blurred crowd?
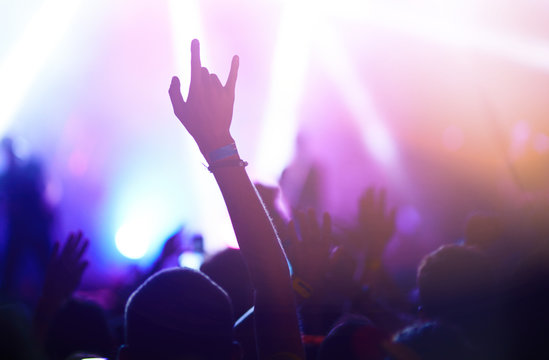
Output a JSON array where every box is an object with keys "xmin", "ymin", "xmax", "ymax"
[{"xmin": 1, "ymin": 39, "xmax": 549, "ymax": 360}]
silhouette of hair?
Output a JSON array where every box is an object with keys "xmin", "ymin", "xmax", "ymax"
[
  {"xmin": 200, "ymin": 248, "xmax": 253, "ymax": 319},
  {"xmin": 417, "ymin": 244, "xmax": 495, "ymax": 321},
  {"xmin": 506, "ymin": 248, "xmax": 549, "ymax": 359},
  {"xmin": 0, "ymin": 304, "xmax": 41, "ymax": 360},
  {"xmin": 391, "ymin": 321, "xmax": 475, "ymax": 360},
  {"xmin": 124, "ymin": 267, "xmax": 234, "ymax": 360},
  {"xmin": 46, "ymin": 298, "xmax": 115, "ymax": 360}
]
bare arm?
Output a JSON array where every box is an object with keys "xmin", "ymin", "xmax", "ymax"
[{"xmin": 169, "ymin": 39, "xmax": 304, "ymax": 360}]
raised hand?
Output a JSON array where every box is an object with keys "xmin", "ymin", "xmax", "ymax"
[
  {"xmin": 34, "ymin": 231, "xmax": 89, "ymax": 344},
  {"xmin": 168, "ymin": 39, "xmax": 239, "ymax": 162},
  {"xmin": 286, "ymin": 209, "xmax": 333, "ymax": 296},
  {"xmin": 42, "ymin": 231, "xmax": 89, "ymax": 303},
  {"xmin": 356, "ymin": 187, "xmax": 396, "ymax": 263},
  {"xmin": 159, "ymin": 230, "xmax": 184, "ymax": 264},
  {"xmin": 150, "ymin": 230, "xmax": 185, "ymax": 275},
  {"xmin": 352, "ymin": 189, "xmax": 407, "ymax": 308},
  {"xmin": 168, "ymin": 41, "xmax": 304, "ymax": 359}
]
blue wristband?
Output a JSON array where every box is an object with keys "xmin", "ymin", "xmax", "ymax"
[{"xmin": 209, "ymin": 143, "xmax": 238, "ymax": 162}]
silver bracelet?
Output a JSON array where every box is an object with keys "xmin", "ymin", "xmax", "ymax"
[{"xmin": 207, "ymin": 159, "xmax": 248, "ymax": 173}]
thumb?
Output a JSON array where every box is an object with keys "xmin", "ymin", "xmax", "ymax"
[{"xmin": 169, "ymin": 76, "xmax": 186, "ymax": 119}]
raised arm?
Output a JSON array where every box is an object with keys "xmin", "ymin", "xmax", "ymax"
[
  {"xmin": 169, "ymin": 39, "xmax": 304, "ymax": 360},
  {"xmin": 34, "ymin": 231, "xmax": 89, "ymax": 346}
]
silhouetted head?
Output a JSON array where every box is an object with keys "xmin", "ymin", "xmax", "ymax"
[
  {"xmin": 46, "ymin": 298, "xmax": 115, "ymax": 360},
  {"xmin": 122, "ymin": 267, "xmax": 239, "ymax": 360},
  {"xmin": 200, "ymin": 248, "xmax": 253, "ymax": 320},
  {"xmin": 0, "ymin": 304, "xmax": 41, "ymax": 360},
  {"xmin": 506, "ymin": 248, "xmax": 549, "ymax": 359},
  {"xmin": 417, "ymin": 244, "xmax": 495, "ymax": 323},
  {"xmin": 389, "ymin": 321, "xmax": 475, "ymax": 360}
]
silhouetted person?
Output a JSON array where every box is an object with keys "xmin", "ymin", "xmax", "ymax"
[
  {"xmin": 417, "ymin": 245, "xmax": 503, "ymax": 359},
  {"xmin": 167, "ymin": 39, "xmax": 304, "ymax": 358},
  {"xmin": 505, "ymin": 248, "xmax": 549, "ymax": 359},
  {"xmin": 46, "ymin": 298, "xmax": 115, "ymax": 360},
  {"xmin": 0, "ymin": 304, "xmax": 42, "ymax": 360},
  {"xmin": 389, "ymin": 321, "xmax": 476, "ymax": 360},
  {"xmin": 0, "ymin": 138, "xmax": 53, "ymax": 305},
  {"xmin": 201, "ymin": 248, "xmax": 254, "ymax": 320},
  {"xmin": 120, "ymin": 268, "xmax": 239, "ymax": 360}
]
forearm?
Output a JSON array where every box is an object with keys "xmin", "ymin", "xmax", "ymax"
[
  {"xmin": 214, "ymin": 168, "xmax": 289, "ymax": 281},
  {"xmin": 212, "ymin": 162, "xmax": 304, "ymax": 359}
]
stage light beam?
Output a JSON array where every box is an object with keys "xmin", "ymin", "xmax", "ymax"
[
  {"xmin": 314, "ymin": 24, "xmax": 399, "ymax": 168},
  {"xmin": 255, "ymin": 2, "xmax": 316, "ymax": 183},
  {"xmin": 0, "ymin": 0, "xmax": 82, "ymax": 136}
]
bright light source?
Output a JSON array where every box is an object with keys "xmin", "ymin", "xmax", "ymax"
[
  {"xmin": 178, "ymin": 252, "xmax": 204, "ymax": 270},
  {"xmin": 108, "ymin": 166, "xmax": 188, "ymax": 261},
  {"xmin": 115, "ymin": 222, "xmax": 151, "ymax": 260}
]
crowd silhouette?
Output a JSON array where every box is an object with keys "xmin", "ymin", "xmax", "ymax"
[{"xmin": 0, "ymin": 39, "xmax": 548, "ymax": 360}]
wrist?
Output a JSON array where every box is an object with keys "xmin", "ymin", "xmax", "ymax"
[
  {"xmin": 209, "ymin": 142, "xmax": 239, "ymax": 163},
  {"xmin": 197, "ymin": 134, "xmax": 235, "ymax": 163},
  {"xmin": 205, "ymin": 140, "xmax": 249, "ymax": 173},
  {"xmin": 207, "ymin": 157, "xmax": 248, "ymax": 173}
]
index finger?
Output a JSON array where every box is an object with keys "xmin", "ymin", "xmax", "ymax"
[{"xmin": 190, "ymin": 39, "xmax": 202, "ymax": 86}]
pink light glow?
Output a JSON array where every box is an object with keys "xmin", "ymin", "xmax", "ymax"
[{"xmin": 1, "ymin": 0, "xmax": 549, "ymax": 278}]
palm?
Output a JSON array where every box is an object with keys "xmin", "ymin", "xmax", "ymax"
[{"xmin": 356, "ymin": 187, "xmax": 396, "ymax": 260}]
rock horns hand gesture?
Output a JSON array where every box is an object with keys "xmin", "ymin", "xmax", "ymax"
[{"xmin": 168, "ymin": 39, "xmax": 239, "ymax": 163}]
